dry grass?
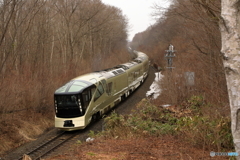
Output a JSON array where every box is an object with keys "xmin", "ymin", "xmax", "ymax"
[
  {"xmin": 0, "ymin": 111, "xmax": 53, "ymax": 155},
  {"xmin": 48, "ymin": 135, "xmax": 229, "ymax": 160}
]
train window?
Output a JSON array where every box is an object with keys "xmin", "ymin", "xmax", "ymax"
[
  {"xmin": 117, "ymin": 69, "xmax": 124, "ymax": 74},
  {"xmin": 56, "ymin": 95, "xmax": 78, "ymax": 106},
  {"xmin": 68, "ymin": 85, "xmax": 82, "ymax": 92},
  {"xmin": 120, "ymin": 65, "xmax": 129, "ymax": 70},
  {"xmin": 135, "ymin": 70, "xmax": 140, "ymax": 77},
  {"xmin": 55, "ymin": 95, "xmax": 82, "ymax": 118},
  {"xmin": 55, "ymin": 81, "xmax": 72, "ymax": 93},
  {"xmin": 68, "ymin": 81, "xmax": 89, "ymax": 93},
  {"xmin": 74, "ymin": 81, "xmax": 88, "ymax": 87},
  {"xmin": 82, "ymin": 88, "xmax": 92, "ymax": 112},
  {"xmin": 94, "ymin": 90, "xmax": 101, "ymax": 101},
  {"xmin": 112, "ymin": 71, "xmax": 118, "ymax": 75},
  {"xmin": 106, "ymin": 82, "xmax": 112, "ymax": 96},
  {"xmin": 91, "ymin": 87, "xmax": 96, "ymax": 96},
  {"xmin": 131, "ymin": 72, "xmax": 135, "ymax": 80},
  {"xmin": 98, "ymin": 82, "xmax": 104, "ymax": 94},
  {"xmin": 132, "ymin": 70, "xmax": 140, "ymax": 80},
  {"xmin": 101, "ymin": 80, "xmax": 107, "ymax": 91},
  {"xmin": 94, "ymin": 83, "xmax": 104, "ymax": 101}
]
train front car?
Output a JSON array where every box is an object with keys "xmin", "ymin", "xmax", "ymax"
[
  {"xmin": 54, "ymin": 70, "xmax": 129, "ymax": 131},
  {"xmin": 54, "ymin": 78, "xmax": 97, "ymax": 131},
  {"xmin": 54, "ymin": 51, "xmax": 149, "ymax": 131}
]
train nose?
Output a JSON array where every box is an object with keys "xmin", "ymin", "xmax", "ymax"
[{"xmin": 63, "ymin": 120, "xmax": 75, "ymax": 127}]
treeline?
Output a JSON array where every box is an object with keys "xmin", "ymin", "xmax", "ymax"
[
  {"xmin": 0, "ymin": 0, "xmax": 129, "ymax": 115},
  {"xmin": 131, "ymin": 0, "xmax": 228, "ymax": 107}
]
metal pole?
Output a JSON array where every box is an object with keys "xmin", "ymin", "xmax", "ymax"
[{"xmin": 164, "ymin": 44, "xmax": 176, "ymax": 71}]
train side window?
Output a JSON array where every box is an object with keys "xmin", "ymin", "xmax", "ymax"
[
  {"xmin": 101, "ymin": 80, "xmax": 107, "ymax": 91},
  {"xmin": 94, "ymin": 90, "xmax": 101, "ymax": 101},
  {"xmin": 135, "ymin": 70, "xmax": 139, "ymax": 77},
  {"xmin": 94, "ymin": 82, "xmax": 104, "ymax": 101},
  {"xmin": 131, "ymin": 72, "xmax": 135, "ymax": 80},
  {"xmin": 91, "ymin": 87, "xmax": 96, "ymax": 96},
  {"xmin": 98, "ymin": 82, "xmax": 104, "ymax": 94},
  {"xmin": 106, "ymin": 82, "xmax": 112, "ymax": 95},
  {"xmin": 82, "ymin": 87, "xmax": 94, "ymax": 112}
]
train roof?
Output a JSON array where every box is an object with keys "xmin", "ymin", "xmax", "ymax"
[
  {"xmin": 117, "ymin": 62, "xmax": 138, "ymax": 69},
  {"xmin": 55, "ymin": 68, "xmax": 126, "ymax": 95},
  {"xmin": 54, "ymin": 51, "xmax": 148, "ymax": 95},
  {"xmin": 54, "ymin": 79, "xmax": 94, "ymax": 95},
  {"xmin": 101, "ymin": 68, "xmax": 125, "ymax": 78}
]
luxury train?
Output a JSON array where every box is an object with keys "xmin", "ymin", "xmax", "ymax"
[{"xmin": 54, "ymin": 51, "xmax": 149, "ymax": 131}]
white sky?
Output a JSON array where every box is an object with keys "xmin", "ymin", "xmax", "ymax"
[{"xmin": 101, "ymin": 0, "xmax": 171, "ymax": 41}]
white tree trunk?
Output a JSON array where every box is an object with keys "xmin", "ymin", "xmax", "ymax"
[{"xmin": 221, "ymin": 0, "xmax": 240, "ymax": 158}]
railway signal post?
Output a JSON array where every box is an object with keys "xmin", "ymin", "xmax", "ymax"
[
  {"xmin": 165, "ymin": 44, "xmax": 176, "ymax": 71},
  {"xmin": 164, "ymin": 44, "xmax": 176, "ymax": 103}
]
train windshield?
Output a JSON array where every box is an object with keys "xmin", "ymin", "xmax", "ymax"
[
  {"xmin": 55, "ymin": 80, "xmax": 90, "ymax": 94},
  {"xmin": 54, "ymin": 95, "xmax": 85, "ymax": 118}
]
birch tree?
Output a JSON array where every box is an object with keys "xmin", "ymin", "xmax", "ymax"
[{"xmin": 220, "ymin": 0, "xmax": 240, "ymax": 158}]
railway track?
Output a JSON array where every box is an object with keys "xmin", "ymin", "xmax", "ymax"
[{"xmin": 17, "ymin": 130, "xmax": 80, "ymax": 160}]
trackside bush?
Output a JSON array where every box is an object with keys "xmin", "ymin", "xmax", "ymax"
[
  {"xmin": 102, "ymin": 96, "xmax": 233, "ymax": 151},
  {"xmin": 177, "ymin": 115, "xmax": 232, "ymax": 151}
]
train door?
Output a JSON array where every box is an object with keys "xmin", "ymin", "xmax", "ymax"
[
  {"xmin": 81, "ymin": 86, "xmax": 95, "ymax": 115},
  {"xmin": 106, "ymin": 82, "xmax": 113, "ymax": 96},
  {"xmin": 92, "ymin": 81, "xmax": 107, "ymax": 114}
]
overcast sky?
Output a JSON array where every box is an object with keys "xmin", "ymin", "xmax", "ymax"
[{"xmin": 101, "ymin": 0, "xmax": 171, "ymax": 41}]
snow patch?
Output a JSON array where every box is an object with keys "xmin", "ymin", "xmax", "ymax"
[
  {"xmin": 160, "ymin": 104, "xmax": 172, "ymax": 107},
  {"xmin": 146, "ymin": 72, "xmax": 164, "ymax": 99},
  {"xmin": 86, "ymin": 137, "xmax": 95, "ymax": 142}
]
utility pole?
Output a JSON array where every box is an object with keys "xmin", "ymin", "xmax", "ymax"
[{"xmin": 165, "ymin": 44, "xmax": 176, "ymax": 71}]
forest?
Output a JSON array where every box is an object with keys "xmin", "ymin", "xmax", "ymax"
[
  {"xmin": 0, "ymin": 0, "xmax": 130, "ymax": 154},
  {"xmin": 0, "ymin": 0, "xmax": 235, "ymax": 158},
  {"xmin": 130, "ymin": 0, "xmax": 227, "ymax": 107}
]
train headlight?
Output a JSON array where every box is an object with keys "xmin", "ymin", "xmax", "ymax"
[{"xmin": 79, "ymin": 104, "xmax": 82, "ymax": 112}]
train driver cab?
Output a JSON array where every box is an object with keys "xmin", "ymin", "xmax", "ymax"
[{"xmin": 54, "ymin": 80, "xmax": 96, "ymax": 118}]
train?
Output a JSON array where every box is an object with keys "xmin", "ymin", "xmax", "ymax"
[{"xmin": 54, "ymin": 51, "xmax": 149, "ymax": 131}]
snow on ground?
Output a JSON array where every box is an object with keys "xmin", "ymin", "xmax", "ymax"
[
  {"xmin": 146, "ymin": 72, "xmax": 164, "ymax": 99},
  {"xmin": 160, "ymin": 104, "xmax": 172, "ymax": 107}
]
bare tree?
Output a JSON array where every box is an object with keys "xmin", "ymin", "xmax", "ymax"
[
  {"xmin": 0, "ymin": 0, "xmax": 17, "ymax": 77},
  {"xmin": 220, "ymin": 0, "xmax": 240, "ymax": 158},
  {"xmin": 0, "ymin": 0, "xmax": 129, "ymax": 117}
]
